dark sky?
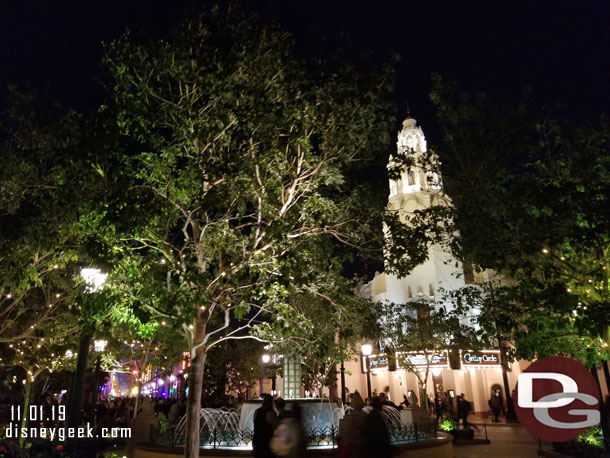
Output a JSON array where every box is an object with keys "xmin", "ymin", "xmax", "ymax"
[{"xmin": 1, "ymin": 0, "xmax": 609, "ymax": 132}]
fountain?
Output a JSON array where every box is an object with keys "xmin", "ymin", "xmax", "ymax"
[
  {"xmin": 146, "ymin": 354, "xmax": 450, "ymax": 456},
  {"xmin": 148, "ymin": 400, "xmax": 452, "ymax": 458},
  {"xmin": 173, "ymin": 408, "xmax": 241, "ymax": 444},
  {"xmin": 238, "ymin": 398, "xmax": 343, "ymax": 432}
]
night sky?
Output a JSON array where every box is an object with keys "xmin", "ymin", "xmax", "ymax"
[{"xmin": 1, "ymin": 0, "xmax": 609, "ymax": 136}]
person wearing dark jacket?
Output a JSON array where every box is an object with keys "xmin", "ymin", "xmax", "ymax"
[
  {"xmin": 363, "ymin": 397, "xmax": 393, "ymax": 458},
  {"xmin": 457, "ymin": 394, "xmax": 471, "ymax": 428},
  {"xmin": 253, "ymin": 394, "xmax": 277, "ymax": 458}
]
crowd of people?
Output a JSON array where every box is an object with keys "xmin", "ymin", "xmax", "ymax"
[
  {"xmin": 251, "ymin": 392, "xmax": 396, "ymax": 458},
  {"xmin": 1, "ymin": 385, "xmax": 496, "ymax": 457}
]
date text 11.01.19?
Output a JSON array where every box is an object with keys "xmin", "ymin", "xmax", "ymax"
[{"xmin": 11, "ymin": 405, "xmax": 66, "ymax": 422}]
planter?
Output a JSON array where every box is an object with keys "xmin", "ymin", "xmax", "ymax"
[
  {"xmin": 551, "ymin": 441, "xmax": 604, "ymax": 458},
  {"xmin": 449, "ymin": 429, "xmax": 475, "ymax": 440}
]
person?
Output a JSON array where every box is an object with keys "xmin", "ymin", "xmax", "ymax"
[
  {"xmin": 253, "ymin": 394, "xmax": 276, "ymax": 458},
  {"xmin": 273, "ymin": 397, "xmax": 293, "ymax": 428},
  {"xmin": 408, "ymin": 391, "xmax": 418, "ymax": 407},
  {"xmin": 457, "ymin": 394, "xmax": 471, "ymax": 428},
  {"xmin": 270, "ymin": 402, "xmax": 305, "ymax": 458},
  {"xmin": 378, "ymin": 393, "xmax": 398, "ymax": 410},
  {"xmin": 489, "ymin": 393, "xmax": 504, "ymax": 422},
  {"xmin": 167, "ymin": 398, "xmax": 182, "ymax": 422},
  {"xmin": 400, "ymin": 394, "xmax": 409, "ymax": 409},
  {"xmin": 362, "ymin": 397, "xmax": 393, "ymax": 458},
  {"xmin": 338, "ymin": 391, "xmax": 366, "ymax": 458}
]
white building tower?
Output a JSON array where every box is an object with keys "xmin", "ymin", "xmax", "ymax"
[
  {"xmin": 343, "ymin": 116, "xmax": 524, "ymax": 413},
  {"xmin": 367, "ymin": 116, "xmax": 465, "ymax": 307}
]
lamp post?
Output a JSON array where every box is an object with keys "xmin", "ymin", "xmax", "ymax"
[
  {"xmin": 361, "ymin": 343, "xmax": 372, "ymax": 400},
  {"xmin": 262, "ymin": 353, "xmax": 276, "ymax": 395},
  {"xmin": 340, "ymin": 360, "xmax": 346, "ymax": 404},
  {"xmin": 93, "ymin": 339, "xmax": 107, "ymax": 403},
  {"xmin": 69, "ymin": 268, "xmax": 107, "ymax": 453}
]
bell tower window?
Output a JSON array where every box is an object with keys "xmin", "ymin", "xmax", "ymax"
[
  {"xmin": 407, "ymin": 170, "xmax": 416, "ymax": 186},
  {"xmin": 389, "ymin": 179, "xmax": 398, "ymax": 197}
]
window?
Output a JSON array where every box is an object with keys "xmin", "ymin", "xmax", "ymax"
[
  {"xmin": 408, "ymin": 170, "xmax": 416, "ymax": 186},
  {"xmin": 389, "ymin": 180, "xmax": 398, "ymax": 197}
]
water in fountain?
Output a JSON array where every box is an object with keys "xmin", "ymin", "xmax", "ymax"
[
  {"xmin": 239, "ymin": 398, "xmax": 344, "ymax": 432},
  {"xmin": 379, "ymin": 406, "xmax": 403, "ymax": 430},
  {"xmin": 173, "ymin": 408, "xmax": 241, "ymax": 442}
]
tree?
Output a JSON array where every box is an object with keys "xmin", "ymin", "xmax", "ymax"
[
  {"xmin": 203, "ymin": 339, "xmax": 265, "ymax": 401},
  {"xmin": 101, "ymin": 305, "xmax": 180, "ymax": 417},
  {"xmin": 429, "ymin": 75, "xmax": 610, "ymax": 445},
  {"xmin": 0, "ymin": 90, "xmax": 122, "ymax": 449},
  {"xmin": 443, "ymin": 276, "xmax": 586, "ymax": 420},
  {"xmin": 0, "ymin": 90, "xmax": 91, "ymax": 344},
  {"xmin": 266, "ymin": 289, "xmax": 380, "ymax": 398},
  {"xmin": 381, "ymin": 298, "xmax": 475, "ymax": 408},
  {"xmin": 101, "ymin": 6, "xmax": 394, "ymax": 456},
  {"xmin": 0, "ymin": 320, "xmax": 78, "ymax": 446}
]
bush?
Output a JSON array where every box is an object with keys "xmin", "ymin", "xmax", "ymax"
[
  {"xmin": 438, "ymin": 414, "xmax": 458, "ymax": 432},
  {"xmin": 0, "ymin": 440, "xmax": 28, "ymax": 458}
]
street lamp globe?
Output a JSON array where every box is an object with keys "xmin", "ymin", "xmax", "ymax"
[
  {"xmin": 361, "ymin": 343, "xmax": 373, "ymax": 356},
  {"xmin": 262, "ymin": 353, "xmax": 271, "ymax": 364},
  {"xmin": 80, "ymin": 267, "xmax": 107, "ymax": 292},
  {"xmin": 94, "ymin": 340, "xmax": 107, "ymax": 352}
]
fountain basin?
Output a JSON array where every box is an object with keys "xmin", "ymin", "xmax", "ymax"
[
  {"xmin": 238, "ymin": 398, "xmax": 343, "ymax": 432},
  {"xmin": 136, "ymin": 433, "xmax": 453, "ymax": 458}
]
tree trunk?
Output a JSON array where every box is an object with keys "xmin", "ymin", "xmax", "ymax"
[
  {"xmin": 184, "ymin": 345, "xmax": 206, "ymax": 458},
  {"xmin": 133, "ymin": 377, "xmax": 143, "ymax": 419},
  {"xmin": 498, "ymin": 337, "xmax": 516, "ymax": 421},
  {"xmin": 603, "ymin": 361, "xmax": 610, "ymax": 398},
  {"xmin": 19, "ymin": 376, "xmax": 33, "ymax": 447},
  {"xmin": 601, "ymin": 328, "xmax": 610, "ymax": 396},
  {"xmin": 590, "ymin": 367, "xmax": 610, "ymax": 453},
  {"xmin": 329, "ymin": 366, "xmax": 338, "ymax": 398},
  {"xmin": 69, "ymin": 328, "xmax": 93, "ymax": 429},
  {"xmin": 67, "ymin": 328, "xmax": 93, "ymax": 455}
]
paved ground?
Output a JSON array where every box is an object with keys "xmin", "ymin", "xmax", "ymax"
[{"xmin": 453, "ymin": 423, "xmax": 550, "ymax": 458}]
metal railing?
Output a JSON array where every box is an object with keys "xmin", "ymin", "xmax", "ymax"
[{"xmin": 156, "ymin": 422, "xmax": 437, "ymax": 450}]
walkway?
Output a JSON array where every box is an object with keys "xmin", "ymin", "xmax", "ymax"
[{"xmin": 453, "ymin": 422, "xmax": 552, "ymax": 458}]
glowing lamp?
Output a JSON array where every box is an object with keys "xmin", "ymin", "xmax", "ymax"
[
  {"xmin": 80, "ymin": 267, "xmax": 108, "ymax": 292},
  {"xmin": 94, "ymin": 340, "xmax": 107, "ymax": 352}
]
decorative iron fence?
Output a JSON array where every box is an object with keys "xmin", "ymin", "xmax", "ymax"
[{"xmin": 155, "ymin": 422, "xmax": 437, "ymax": 450}]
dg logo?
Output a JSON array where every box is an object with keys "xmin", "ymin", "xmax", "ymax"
[{"xmin": 514, "ymin": 356, "xmax": 600, "ymax": 442}]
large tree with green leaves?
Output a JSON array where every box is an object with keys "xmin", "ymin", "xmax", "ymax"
[
  {"xmin": 101, "ymin": 6, "xmax": 394, "ymax": 456},
  {"xmin": 0, "ymin": 319, "xmax": 78, "ymax": 446},
  {"xmin": 0, "ymin": 88, "xmax": 124, "ymax": 441},
  {"xmin": 428, "ymin": 75, "xmax": 610, "ymax": 441},
  {"xmin": 265, "ymin": 289, "xmax": 380, "ymax": 398},
  {"xmin": 0, "ymin": 91, "xmax": 91, "ymax": 344},
  {"xmin": 380, "ymin": 297, "xmax": 476, "ymax": 408},
  {"xmin": 429, "ymin": 75, "xmax": 610, "ymax": 363}
]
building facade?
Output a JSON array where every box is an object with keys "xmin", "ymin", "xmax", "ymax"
[{"xmin": 342, "ymin": 116, "xmax": 528, "ymax": 413}]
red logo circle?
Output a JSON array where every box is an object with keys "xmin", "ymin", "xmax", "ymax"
[{"xmin": 514, "ymin": 356, "xmax": 600, "ymax": 442}]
